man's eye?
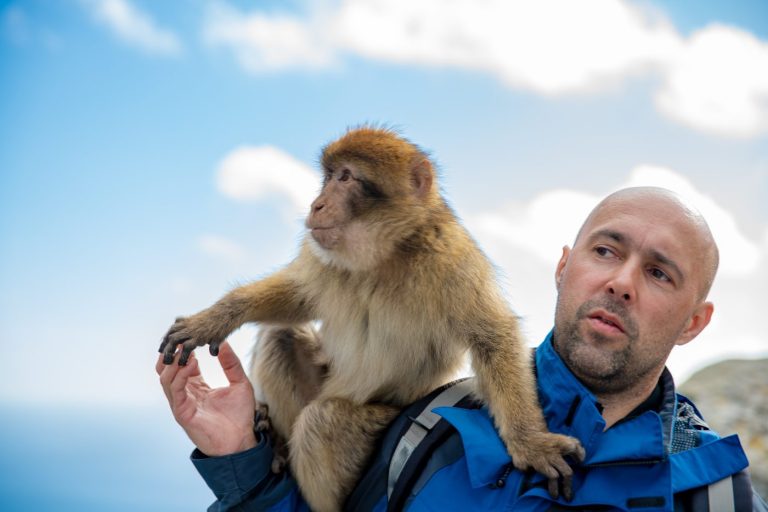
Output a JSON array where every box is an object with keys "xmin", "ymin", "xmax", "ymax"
[
  {"xmin": 649, "ymin": 267, "xmax": 671, "ymax": 282},
  {"xmin": 595, "ymin": 246, "xmax": 613, "ymax": 257}
]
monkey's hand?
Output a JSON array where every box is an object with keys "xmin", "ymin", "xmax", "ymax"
[
  {"xmin": 159, "ymin": 311, "xmax": 231, "ymax": 366},
  {"xmin": 504, "ymin": 430, "xmax": 585, "ymax": 501}
]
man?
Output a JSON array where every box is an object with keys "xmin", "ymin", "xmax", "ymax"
[{"xmin": 157, "ymin": 187, "xmax": 766, "ymax": 511}]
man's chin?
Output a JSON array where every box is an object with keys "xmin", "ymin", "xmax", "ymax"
[{"xmin": 563, "ymin": 343, "xmax": 626, "ymax": 382}]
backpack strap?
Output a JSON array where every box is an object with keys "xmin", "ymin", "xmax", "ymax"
[
  {"xmin": 679, "ymin": 470, "xmax": 763, "ymax": 512},
  {"xmin": 343, "ymin": 378, "xmax": 478, "ymax": 512},
  {"xmin": 387, "ymin": 378, "xmax": 476, "ymax": 499},
  {"xmin": 708, "ymin": 476, "xmax": 735, "ymax": 512}
]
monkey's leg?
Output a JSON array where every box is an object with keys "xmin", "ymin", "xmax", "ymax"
[
  {"xmin": 290, "ymin": 398, "xmax": 400, "ymax": 512},
  {"xmin": 251, "ymin": 324, "xmax": 327, "ymax": 472}
]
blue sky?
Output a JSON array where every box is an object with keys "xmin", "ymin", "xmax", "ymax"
[{"xmin": 0, "ymin": 0, "xmax": 767, "ymax": 507}]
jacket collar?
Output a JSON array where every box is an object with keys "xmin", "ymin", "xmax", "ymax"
[
  {"xmin": 435, "ymin": 330, "xmax": 669, "ymax": 488},
  {"xmin": 532, "ymin": 330, "xmax": 668, "ymax": 465},
  {"xmin": 434, "ymin": 331, "xmax": 749, "ymax": 502}
]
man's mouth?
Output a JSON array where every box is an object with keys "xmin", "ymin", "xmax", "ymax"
[{"xmin": 587, "ymin": 310, "xmax": 625, "ymax": 334}]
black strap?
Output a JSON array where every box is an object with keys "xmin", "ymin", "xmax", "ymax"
[{"xmin": 344, "ymin": 378, "xmax": 479, "ymax": 512}]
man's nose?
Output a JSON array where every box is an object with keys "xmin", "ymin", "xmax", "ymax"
[{"xmin": 606, "ymin": 263, "xmax": 636, "ymax": 302}]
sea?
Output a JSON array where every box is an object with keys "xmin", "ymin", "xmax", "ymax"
[{"xmin": 0, "ymin": 404, "xmax": 215, "ymax": 511}]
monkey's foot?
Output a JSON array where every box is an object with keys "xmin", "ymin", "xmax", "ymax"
[
  {"xmin": 254, "ymin": 403, "xmax": 290, "ymax": 474},
  {"xmin": 271, "ymin": 451, "xmax": 288, "ymax": 474},
  {"xmin": 506, "ymin": 431, "xmax": 585, "ymax": 501},
  {"xmin": 254, "ymin": 402, "xmax": 272, "ymax": 434}
]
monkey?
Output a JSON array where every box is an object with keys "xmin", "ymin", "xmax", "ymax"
[{"xmin": 160, "ymin": 127, "xmax": 584, "ymax": 511}]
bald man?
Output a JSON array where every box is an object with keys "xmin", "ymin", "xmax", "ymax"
[{"xmin": 158, "ymin": 187, "xmax": 766, "ymax": 511}]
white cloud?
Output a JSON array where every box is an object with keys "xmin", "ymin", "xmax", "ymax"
[
  {"xmin": 623, "ymin": 165, "xmax": 761, "ymax": 277},
  {"xmin": 470, "ymin": 189, "xmax": 597, "ymax": 266},
  {"xmin": 198, "ymin": 234, "xmax": 246, "ymax": 263},
  {"xmin": 82, "ymin": 0, "xmax": 182, "ymax": 56},
  {"xmin": 203, "ymin": 0, "xmax": 768, "ymax": 138},
  {"xmin": 467, "ymin": 166, "xmax": 768, "ymax": 382},
  {"xmin": 203, "ymin": 2, "xmax": 334, "ymax": 72},
  {"xmin": 332, "ymin": 0, "xmax": 679, "ymax": 95},
  {"xmin": 215, "ymin": 145, "xmax": 320, "ymax": 219},
  {"xmin": 654, "ymin": 25, "xmax": 768, "ymax": 139}
]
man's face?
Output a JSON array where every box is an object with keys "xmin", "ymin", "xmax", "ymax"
[{"xmin": 553, "ymin": 196, "xmax": 713, "ymax": 394}]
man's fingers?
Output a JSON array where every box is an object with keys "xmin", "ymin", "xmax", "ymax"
[
  {"xmin": 217, "ymin": 341, "xmax": 248, "ymax": 384},
  {"xmin": 158, "ymin": 351, "xmax": 183, "ymax": 395},
  {"xmin": 168, "ymin": 356, "xmax": 200, "ymax": 409},
  {"xmin": 155, "ymin": 354, "xmax": 167, "ymax": 376},
  {"xmin": 158, "ymin": 350, "xmax": 197, "ymax": 404}
]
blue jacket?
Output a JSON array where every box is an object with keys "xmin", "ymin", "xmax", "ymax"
[{"xmin": 192, "ymin": 333, "xmax": 766, "ymax": 511}]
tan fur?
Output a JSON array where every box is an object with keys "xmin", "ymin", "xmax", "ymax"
[{"xmin": 161, "ymin": 127, "xmax": 583, "ymax": 511}]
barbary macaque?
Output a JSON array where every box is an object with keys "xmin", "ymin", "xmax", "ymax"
[{"xmin": 160, "ymin": 127, "xmax": 584, "ymax": 511}]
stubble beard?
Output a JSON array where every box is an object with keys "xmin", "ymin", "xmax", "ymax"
[{"xmin": 554, "ymin": 297, "xmax": 645, "ymax": 394}]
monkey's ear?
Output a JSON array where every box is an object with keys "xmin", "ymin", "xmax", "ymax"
[{"xmin": 410, "ymin": 157, "xmax": 434, "ymax": 199}]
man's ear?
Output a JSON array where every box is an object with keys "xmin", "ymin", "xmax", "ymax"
[
  {"xmin": 676, "ymin": 302, "xmax": 714, "ymax": 346},
  {"xmin": 555, "ymin": 246, "xmax": 571, "ymax": 289},
  {"xmin": 410, "ymin": 158, "xmax": 433, "ymax": 199}
]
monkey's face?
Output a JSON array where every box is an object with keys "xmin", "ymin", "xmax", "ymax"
[
  {"xmin": 306, "ymin": 127, "xmax": 437, "ymax": 271},
  {"xmin": 306, "ymin": 161, "xmax": 387, "ymax": 252}
]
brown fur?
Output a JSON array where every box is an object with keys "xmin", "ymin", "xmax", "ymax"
[{"xmin": 160, "ymin": 127, "xmax": 583, "ymax": 511}]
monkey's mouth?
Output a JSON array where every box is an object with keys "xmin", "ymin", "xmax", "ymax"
[{"xmin": 310, "ymin": 226, "xmax": 342, "ymax": 249}]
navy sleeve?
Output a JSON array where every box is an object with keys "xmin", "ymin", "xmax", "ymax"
[{"xmin": 191, "ymin": 439, "xmax": 308, "ymax": 512}]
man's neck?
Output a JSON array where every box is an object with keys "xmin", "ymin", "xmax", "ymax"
[{"xmin": 595, "ymin": 375, "xmax": 662, "ymax": 430}]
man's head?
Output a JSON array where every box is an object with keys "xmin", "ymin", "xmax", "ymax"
[{"xmin": 553, "ymin": 187, "xmax": 718, "ymax": 395}]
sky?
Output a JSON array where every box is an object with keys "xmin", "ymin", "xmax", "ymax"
[{"xmin": 0, "ymin": 0, "xmax": 767, "ymax": 506}]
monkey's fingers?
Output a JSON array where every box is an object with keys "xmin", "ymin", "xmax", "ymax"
[
  {"xmin": 209, "ymin": 340, "xmax": 222, "ymax": 357},
  {"xmin": 540, "ymin": 439, "xmax": 583, "ymax": 501},
  {"xmin": 507, "ymin": 432, "xmax": 583, "ymax": 501},
  {"xmin": 158, "ymin": 317, "xmax": 188, "ymax": 353},
  {"xmin": 560, "ymin": 474, "xmax": 574, "ymax": 503},
  {"xmin": 545, "ymin": 455, "xmax": 576, "ymax": 501},
  {"xmin": 161, "ymin": 333, "xmax": 191, "ymax": 364},
  {"xmin": 178, "ymin": 340, "xmax": 198, "ymax": 366},
  {"xmin": 533, "ymin": 463, "xmax": 561, "ymax": 499}
]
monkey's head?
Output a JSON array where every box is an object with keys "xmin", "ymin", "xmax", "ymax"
[{"xmin": 306, "ymin": 127, "xmax": 440, "ymax": 271}]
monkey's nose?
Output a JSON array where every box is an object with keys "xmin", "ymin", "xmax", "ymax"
[{"xmin": 313, "ymin": 202, "xmax": 325, "ymax": 212}]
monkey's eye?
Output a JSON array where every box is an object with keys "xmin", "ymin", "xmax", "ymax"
[{"xmin": 339, "ymin": 169, "xmax": 351, "ymax": 182}]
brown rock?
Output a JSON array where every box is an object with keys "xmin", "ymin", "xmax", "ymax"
[{"xmin": 678, "ymin": 358, "xmax": 768, "ymax": 499}]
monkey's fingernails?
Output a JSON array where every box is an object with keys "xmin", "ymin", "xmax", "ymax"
[
  {"xmin": 209, "ymin": 343, "xmax": 220, "ymax": 357},
  {"xmin": 179, "ymin": 346, "xmax": 194, "ymax": 366},
  {"xmin": 562, "ymin": 479, "xmax": 574, "ymax": 502},
  {"xmin": 547, "ymin": 478, "xmax": 559, "ymax": 500},
  {"xmin": 162, "ymin": 351, "xmax": 175, "ymax": 365},
  {"xmin": 574, "ymin": 444, "xmax": 586, "ymax": 462}
]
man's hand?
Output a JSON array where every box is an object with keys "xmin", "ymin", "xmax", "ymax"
[{"xmin": 156, "ymin": 341, "xmax": 258, "ymax": 457}]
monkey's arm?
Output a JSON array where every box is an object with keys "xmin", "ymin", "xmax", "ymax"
[
  {"xmin": 160, "ymin": 268, "xmax": 315, "ymax": 366},
  {"xmin": 467, "ymin": 308, "xmax": 584, "ymax": 499}
]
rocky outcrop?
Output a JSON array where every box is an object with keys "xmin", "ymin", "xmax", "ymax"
[{"xmin": 678, "ymin": 358, "xmax": 768, "ymax": 500}]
